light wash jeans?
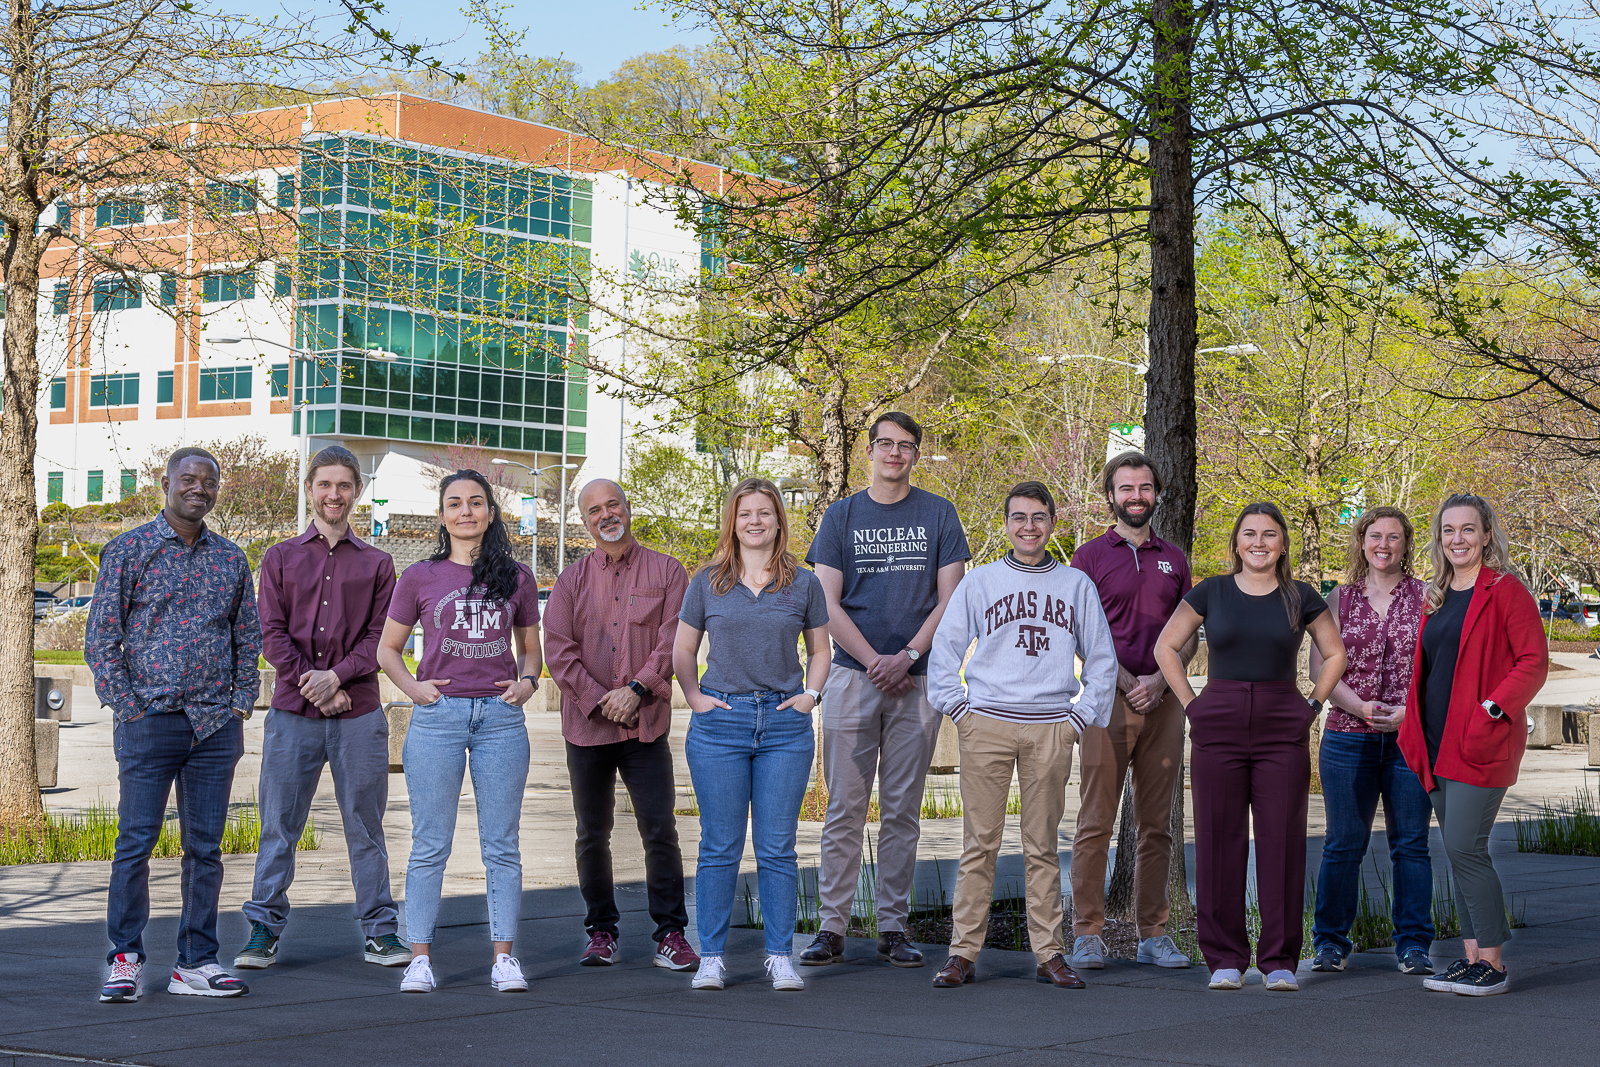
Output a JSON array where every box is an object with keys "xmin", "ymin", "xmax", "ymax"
[
  {"xmin": 402, "ymin": 695, "xmax": 530, "ymax": 944},
  {"xmin": 687, "ymin": 687, "xmax": 814, "ymax": 957}
]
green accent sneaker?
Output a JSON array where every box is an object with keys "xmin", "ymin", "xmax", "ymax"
[
  {"xmin": 234, "ymin": 922, "xmax": 278, "ymax": 970},
  {"xmin": 365, "ymin": 933, "xmax": 414, "ymax": 967}
]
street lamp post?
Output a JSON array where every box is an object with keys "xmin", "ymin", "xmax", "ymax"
[
  {"xmin": 490, "ymin": 458, "xmax": 578, "ymax": 585},
  {"xmin": 212, "ymin": 336, "xmax": 397, "ymax": 530}
]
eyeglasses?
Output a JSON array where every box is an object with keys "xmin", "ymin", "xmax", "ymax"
[{"xmin": 871, "ymin": 438, "xmax": 919, "ymax": 455}]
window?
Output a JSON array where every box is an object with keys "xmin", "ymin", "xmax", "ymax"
[
  {"xmin": 52, "ymin": 282, "xmax": 69, "ymax": 315},
  {"xmin": 95, "ymin": 199, "xmax": 145, "ymax": 228},
  {"xmin": 120, "ymin": 469, "xmax": 137, "ymax": 499},
  {"xmin": 276, "ymin": 173, "xmax": 295, "ymax": 209},
  {"xmin": 202, "ymin": 270, "xmax": 255, "ymax": 303},
  {"xmin": 206, "ymin": 180, "xmax": 257, "ymax": 214},
  {"xmin": 275, "ymin": 264, "xmax": 292, "ymax": 297},
  {"xmin": 270, "ymin": 363, "xmax": 289, "ymax": 400},
  {"xmin": 159, "ymin": 275, "xmax": 178, "ymax": 307},
  {"xmin": 49, "ymin": 377, "xmax": 66, "ymax": 410},
  {"xmin": 200, "ymin": 365, "xmax": 252, "ymax": 402},
  {"xmin": 86, "ymin": 470, "xmax": 103, "ymax": 502},
  {"xmin": 89, "ymin": 372, "xmax": 139, "ymax": 407},
  {"xmin": 92, "ymin": 276, "xmax": 142, "ymax": 312},
  {"xmin": 54, "ymin": 200, "xmax": 70, "ymax": 230},
  {"xmin": 47, "ymin": 472, "xmax": 63, "ymax": 503},
  {"xmin": 157, "ymin": 370, "xmax": 174, "ymax": 404}
]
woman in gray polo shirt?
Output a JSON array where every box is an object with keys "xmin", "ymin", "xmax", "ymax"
[{"xmin": 672, "ymin": 477, "xmax": 830, "ymax": 992}]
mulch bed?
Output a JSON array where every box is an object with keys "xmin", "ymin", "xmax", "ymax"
[{"xmin": 835, "ymin": 900, "xmax": 1193, "ymax": 957}]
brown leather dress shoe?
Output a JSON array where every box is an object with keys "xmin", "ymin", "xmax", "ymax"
[
  {"xmin": 877, "ymin": 931, "xmax": 924, "ymax": 968},
  {"xmin": 1036, "ymin": 954, "xmax": 1087, "ymax": 989},
  {"xmin": 932, "ymin": 955, "xmax": 976, "ymax": 987},
  {"xmin": 799, "ymin": 930, "xmax": 844, "ymax": 966}
]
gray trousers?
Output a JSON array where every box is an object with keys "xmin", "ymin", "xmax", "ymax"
[
  {"xmin": 243, "ymin": 708, "xmax": 398, "ymax": 938},
  {"xmin": 1429, "ymin": 776, "xmax": 1511, "ymax": 949},
  {"xmin": 817, "ymin": 668, "xmax": 943, "ymax": 934}
]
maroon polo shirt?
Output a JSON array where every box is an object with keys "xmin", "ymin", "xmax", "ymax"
[
  {"xmin": 258, "ymin": 524, "xmax": 396, "ymax": 717},
  {"xmin": 1070, "ymin": 526, "xmax": 1191, "ymax": 676}
]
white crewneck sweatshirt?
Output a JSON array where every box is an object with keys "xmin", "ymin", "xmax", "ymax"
[{"xmin": 928, "ymin": 552, "xmax": 1118, "ymax": 735}]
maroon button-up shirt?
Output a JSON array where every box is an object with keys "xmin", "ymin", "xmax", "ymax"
[
  {"xmin": 1070, "ymin": 526, "xmax": 1192, "ymax": 676},
  {"xmin": 258, "ymin": 523, "xmax": 396, "ymax": 717},
  {"xmin": 542, "ymin": 540, "xmax": 687, "ymax": 746}
]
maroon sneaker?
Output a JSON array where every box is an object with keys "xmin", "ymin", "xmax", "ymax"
[
  {"xmin": 580, "ymin": 931, "xmax": 618, "ymax": 966},
  {"xmin": 654, "ymin": 931, "xmax": 700, "ymax": 971}
]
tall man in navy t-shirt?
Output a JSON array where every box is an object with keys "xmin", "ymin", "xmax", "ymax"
[
  {"xmin": 800, "ymin": 411, "xmax": 970, "ymax": 968},
  {"xmin": 1068, "ymin": 451, "xmax": 1197, "ymax": 970}
]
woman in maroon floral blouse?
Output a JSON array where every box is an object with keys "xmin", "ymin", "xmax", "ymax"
[{"xmin": 1308, "ymin": 506, "xmax": 1436, "ymax": 976}]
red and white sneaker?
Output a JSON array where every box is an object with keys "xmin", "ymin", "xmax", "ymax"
[
  {"xmin": 579, "ymin": 931, "xmax": 618, "ymax": 966},
  {"xmin": 100, "ymin": 953, "xmax": 142, "ymax": 1003},
  {"xmin": 655, "ymin": 931, "xmax": 700, "ymax": 971},
  {"xmin": 168, "ymin": 963, "xmax": 248, "ymax": 997}
]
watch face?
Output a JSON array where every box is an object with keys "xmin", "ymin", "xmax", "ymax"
[{"xmin": 905, "ymin": 648, "xmax": 920, "ymax": 661}]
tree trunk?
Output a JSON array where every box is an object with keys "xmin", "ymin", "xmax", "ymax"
[
  {"xmin": 1104, "ymin": 774, "xmax": 1138, "ymax": 921},
  {"xmin": 806, "ymin": 375, "xmax": 853, "ymax": 530},
  {"xmin": 1144, "ymin": 0, "xmax": 1199, "ymax": 556},
  {"xmin": 1167, "ymin": 761, "xmax": 1193, "ymax": 929}
]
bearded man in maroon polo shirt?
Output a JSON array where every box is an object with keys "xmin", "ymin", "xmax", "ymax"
[
  {"xmin": 235, "ymin": 446, "xmax": 411, "ymax": 971},
  {"xmin": 1068, "ymin": 451, "xmax": 1198, "ymax": 970}
]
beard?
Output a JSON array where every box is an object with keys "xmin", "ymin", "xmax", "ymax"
[
  {"xmin": 596, "ymin": 519, "xmax": 627, "ymax": 543},
  {"xmin": 313, "ymin": 500, "xmax": 348, "ymax": 525},
  {"xmin": 1112, "ymin": 501, "xmax": 1153, "ymax": 529}
]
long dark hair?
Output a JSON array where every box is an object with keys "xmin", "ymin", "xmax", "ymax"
[
  {"xmin": 430, "ymin": 469, "xmax": 522, "ymax": 603},
  {"xmin": 1227, "ymin": 501, "xmax": 1303, "ymax": 633}
]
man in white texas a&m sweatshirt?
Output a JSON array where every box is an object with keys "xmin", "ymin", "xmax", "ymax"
[{"xmin": 926, "ymin": 480, "xmax": 1118, "ymax": 992}]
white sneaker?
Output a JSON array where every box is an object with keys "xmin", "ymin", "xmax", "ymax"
[
  {"xmin": 1136, "ymin": 935, "xmax": 1192, "ymax": 968},
  {"xmin": 1208, "ymin": 968, "xmax": 1243, "ymax": 990},
  {"xmin": 1070, "ymin": 935, "xmax": 1107, "ymax": 970},
  {"xmin": 100, "ymin": 953, "xmax": 143, "ymax": 1003},
  {"xmin": 400, "ymin": 955, "xmax": 436, "ymax": 993},
  {"xmin": 691, "ymin": 954, "xmax": 727, "ymax": 990},
  {"xmin": 167, "ymin": 963, "xmax": 248, "ymax": 997},
  {"xmin": 1265, "ymin": 969, "xmax": 1299, "ymax": 991},
  {"xmin": 491, "ymin": 953, "xmax": 528, "ymax": 992},
  {"xmin": 765, "ymin": 953, "xmax": 805, "ymax": 991}
]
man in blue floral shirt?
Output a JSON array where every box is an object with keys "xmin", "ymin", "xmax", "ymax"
[{"xmin": 87, "ymin": 447, "xmax": 261, "ymax": 1003}]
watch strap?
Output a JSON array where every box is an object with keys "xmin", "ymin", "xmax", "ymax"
[{"xmin": 628, "ymin": 680, "xmax": 651, "ymax": 699}]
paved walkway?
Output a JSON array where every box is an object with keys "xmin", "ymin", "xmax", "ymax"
[{"xmin": 4, "ymin": 665, "xmax": 1598, "ymax": 1066}]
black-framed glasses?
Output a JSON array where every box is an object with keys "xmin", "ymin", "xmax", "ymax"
[{"xmin": 870, "ymin": 438, "xmax": 919, "ymax": 455}]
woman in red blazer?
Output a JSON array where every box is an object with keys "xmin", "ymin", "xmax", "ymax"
[{"xmin": 1399, "ymin": 494, "xmax": 1546, "ymax": 998}]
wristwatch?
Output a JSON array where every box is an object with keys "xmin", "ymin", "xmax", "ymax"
[
  {"xmin": 1481, "ymin": 699, "xmax": 1504, "ymax": 719},
  {"xmin": 628, "ymin": 680, "xmax": 651, "ymax": 699},
  {"xmin": 803, "ymin": 688, "xmax": 822, "ymax": 704},
  {"xmin": 903, "ymin": 647, "xmax": 921, "ymax": 662},
  {"xmin": 521, "ymin": 674, "xmax": 540, "ymax": 691},
  {"xmin": 1308, "ymin": 698, "xmax": 1324, "ymax": 714}
]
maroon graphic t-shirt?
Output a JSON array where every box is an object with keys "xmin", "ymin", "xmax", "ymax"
[{"xmin": 388, "ymin": 559, "xmax": 541, "ymax": 698}]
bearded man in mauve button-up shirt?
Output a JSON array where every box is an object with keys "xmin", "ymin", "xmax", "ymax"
[
  {"xmin": 541, "ymin": 479, "xmax": 697, "ymax": 972},
  {"xmin": 236, "ymin": 446, "xmax": 412, "ymax": 973}
]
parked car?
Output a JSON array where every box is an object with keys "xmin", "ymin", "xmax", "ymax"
[
  {"xmin": 51, "ymin": 595, "xmax": 94, "ymax": 614},
  {"xmin": 33, "ymin": 589, "xmax": 59, "ymax": 621}
]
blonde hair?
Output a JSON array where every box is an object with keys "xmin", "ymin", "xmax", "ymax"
[
  {"xmin": 698, "ymin": 478, "xmax": 799, "ymax": 596},
  {"xmin": 1424, "ymin": 493, "xmax": 1511, "ymax": 612},
  {"xmin": 1346, "ymin": 506, "xmax": 1416, "ymax": 583}
]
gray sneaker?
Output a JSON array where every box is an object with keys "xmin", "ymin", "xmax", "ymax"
[
  {"xmin": 1070, "ymin": 935, "xmax": 1107, "ymax": 970},
  {"xmin": 1136, "ymin": 935, "xmax": 1192, "ymax": 968},
  {"xmin": 364, "ymin": 933, "xmax": 414, "ymax": 967}
]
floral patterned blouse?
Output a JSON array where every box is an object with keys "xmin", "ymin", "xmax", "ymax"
[{"xmin": 1327, "ymin": 574, "xmax": 1428, "ymax": 733}]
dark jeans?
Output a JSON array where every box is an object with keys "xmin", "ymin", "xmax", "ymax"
[
  {"xmin": 1313, "ymin": 728, "xmax": 1435, "ymax": 959},
  {"xmin": 566, "ymin": 735, "xmax": 688, "ymax": 943},
  {"xmin": 107, "ymin": 712, "xmax": 244, "ymax": 966}
]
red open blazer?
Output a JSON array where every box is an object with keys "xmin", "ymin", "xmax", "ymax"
[{"xmin": 1399, "ymin": 567, "xmax": 1547, "ymax": 792}]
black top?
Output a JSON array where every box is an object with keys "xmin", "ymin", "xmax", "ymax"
[
  {"xmin": 1183, "ymin": 575, "xmax": 1328, "ymax": 682},
  {"xmin": 1420, "ymin": 585, "xmax": 1474, "ymax": 767}
]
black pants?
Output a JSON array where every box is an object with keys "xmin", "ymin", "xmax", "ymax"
[{"xmin": 566, "ymin": 736, "xmax": 688, "ymax": 942}]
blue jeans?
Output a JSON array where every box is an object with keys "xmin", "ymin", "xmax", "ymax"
[
  {"xmin": 1313, "ymin": 728, "xmax": 1435, "ymax": 958},
  {"xmin": 402, "ymin": 696, "xmax": 530, "ymax": 944},
  {"xmin": 107, "ymin": 712, "xmax": 244, "ymax": 966},
  {"xmin": 687, "ymin": 688, "xmax": 814, "ymax": 957}
]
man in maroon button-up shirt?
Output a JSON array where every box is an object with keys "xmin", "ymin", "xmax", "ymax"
[
  {"xmin": 237, "ymin": 446, "xmax": 411, "ymax": 971},
  {"xmin": 542, "ymin": 479, "xmax": 696, "ymax": 971}
]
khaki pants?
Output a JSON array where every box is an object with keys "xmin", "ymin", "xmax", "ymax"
[
  {"xmin": 1070, "ymin": 689, "xmax": 1185, "ymax": 939},
  {"xmin": 818, "ymin": 668, "xmax": 944, "ymax": 934},
  {"xmin": 948, "ymin": 713, "xmax": 1078, "ymax": 966}
]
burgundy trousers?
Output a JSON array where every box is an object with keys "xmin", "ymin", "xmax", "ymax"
[{"xmin": 1187, "ymin": 679, "xmax": 1314, "ymax": 973}]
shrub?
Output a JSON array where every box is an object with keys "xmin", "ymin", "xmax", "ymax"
[{"xmin": 34, "ymin": 607, "xmax": 90, "ymax": 652}]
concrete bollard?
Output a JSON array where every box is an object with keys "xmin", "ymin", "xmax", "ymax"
[
  {"xmin": 1526, "ymin": 704, "xmax": 1566, "ymax": 749},
  {"xmin": 33, "ymin": 676, "xmax": 72, "ymax": 721},
  {"xmin": 930, "ymin": 716, "xmax": 959, "ymax": 772},
  {"xmin": 35, "ymin": 719, "xmax": 59, "ymax": 789},
  {"xmin": 384, "ymin": 701, "xmax": 412, "ymax": 773},
  {"xmin": 1590, "ymin": 713, "xmax": 1600, "ymax": 768},
  {"xmin": 256, "ymin": 667, "xmax": 276, "ymax": 709}
]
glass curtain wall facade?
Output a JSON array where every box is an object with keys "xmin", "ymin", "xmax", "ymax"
[{"xmin": 292, "ymin": 134, "xmax": 591, "ymax": 455}]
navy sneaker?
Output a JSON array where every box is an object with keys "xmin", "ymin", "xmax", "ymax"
[
  {"xmin": 1453, "ymin": 961, "xmax": 1510, "ymax": 996},
  {"xmin": 1398, "ymin": 950, "xmax": 1434, "ymax": 975},
  {"xmin": 1310, "ymin": 947, "xmax": 1346, "ymax": 972},
  {"xmin": 1423, "ymin": 957, "xmax": 1473, "ymax": 991}
]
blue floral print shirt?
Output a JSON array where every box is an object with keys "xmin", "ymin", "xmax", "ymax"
[{"xmin": 86, "ymin": 512, "xmax": 261, "ymax": 741}]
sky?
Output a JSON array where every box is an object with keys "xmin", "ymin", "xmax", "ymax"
[{"xmin": 368, "ymin": 0, "xmax": 713, "ymax": 80}]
